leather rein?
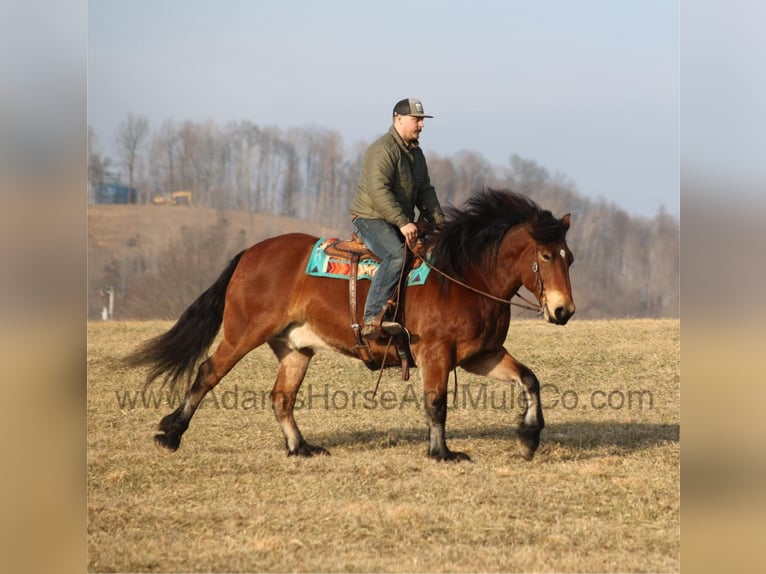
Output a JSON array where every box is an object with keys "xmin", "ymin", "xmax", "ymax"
[{"xmin": 408, "ymin": 243, "xmax": 544, "ymax": 314}]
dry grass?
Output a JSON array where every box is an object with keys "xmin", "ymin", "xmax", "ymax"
[{"xmin": 88, "ymin": 319, "xmax": 679, "ymax": 572}]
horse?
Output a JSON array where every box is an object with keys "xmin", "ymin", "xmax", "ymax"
[{"xmin": 127, "ymin": 189, "xmax": 575, "ymax": 461}]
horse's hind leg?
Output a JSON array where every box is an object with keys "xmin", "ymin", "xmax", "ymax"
[
  {"xmin": 155, "ymin": 337, "xmax": 248, "ymax": 451},
  {"xmin": 268, "ymin": 341, "xmax": 328, "ymax": 457}
]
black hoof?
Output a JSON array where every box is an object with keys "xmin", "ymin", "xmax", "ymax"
[
  {"xmin": 158, "ymin": 411, "xmax": 187, "ymax": 434},
  {"xmin": 516, "ymin": 426, "xmax": 541, "ymax": 461},
  {"xmin": 288, "ymin": 442, "xmax": 330, "ymax": 457},
  {"xmin": 154, "ymin": 432, "xmax": 181, "ymax": 452},
  {"xmin": 429, "ymin": 449, "xmax": 472, "ymax": 462},
  {"xmin": 156, "ymin": 411, "xmax": 188, "ymax": 452}
]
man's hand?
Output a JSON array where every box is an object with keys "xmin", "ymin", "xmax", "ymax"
[{"xmin": 399, "ymin": 222, "xmax": 418, "ymax": 246}]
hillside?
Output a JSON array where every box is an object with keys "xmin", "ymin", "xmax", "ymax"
[
  {"xmin": 87, "ymin": 204, "xmax": 345, "ymax": 320},
  {"xmin": 88, "ymin": 201, "xmax": 679, "ymax": 320}
]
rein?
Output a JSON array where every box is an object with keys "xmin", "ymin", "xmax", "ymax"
[{"xmin": 409, "ymin": 243, "xmax": 543, "ymax": 313}]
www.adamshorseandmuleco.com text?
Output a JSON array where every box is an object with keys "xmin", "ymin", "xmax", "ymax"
[{"xmin": 115, "ymin": 383, "xmax": 653, "ymax": 413}]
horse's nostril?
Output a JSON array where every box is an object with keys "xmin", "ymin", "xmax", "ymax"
[{"xmin": 555, "ymin": 306, "xmax": 568, "ymax": 322}]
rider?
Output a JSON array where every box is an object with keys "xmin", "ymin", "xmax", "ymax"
[{"xmin": 351, "ymin": 98, "xmax": 446, "ymax": 339}]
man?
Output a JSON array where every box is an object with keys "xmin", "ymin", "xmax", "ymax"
[{"xmin": 351, "ymin": 98, "xmax": 446, "ymax": 339}]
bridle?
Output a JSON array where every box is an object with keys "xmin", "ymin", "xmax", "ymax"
[{"xmin": 408, "ymin": 243, "xmax": 544, "ymax": 314}]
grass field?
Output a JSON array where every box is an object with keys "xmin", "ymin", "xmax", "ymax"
[{"xmin": 87, "ymin": 318, "xmax": 679, "ymax": 573}]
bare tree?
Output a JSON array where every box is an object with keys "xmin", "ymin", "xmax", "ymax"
[
  {"xmin": 94, "ymin": 116, "xmax": 680, "ymax": 319},
  {"xmin": 116, "ymin": 113, "xmax": 150, "ymax": 201},
  {"xmin": 426, "ymin": 152, "xmax": 458, "ymax": 207},
  {"xmin": 147, "ymin": 119, "xmax": 180, "ymax": 197},
  {"xmin": 647, "ymin": 206, "xmax": 680, "ymax": 316},
  {"xmin": 452, "ymin": 151, "xmax": 494, "ymax": 204},
  {"xmin": 318, "ymin": 130, "xmax": 343, "ymax": 227},
  {"xmin": 87, "ymin": 126, "xmax": 113, "ymax": 203},
  {"xmin": 227, "ymin": 120, "xmax": 261, "ymax": 211}
]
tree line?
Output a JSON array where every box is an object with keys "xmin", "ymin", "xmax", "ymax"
[{"xmin": 88, "ymin": 114, "xmax": 679, "ymax": 318}]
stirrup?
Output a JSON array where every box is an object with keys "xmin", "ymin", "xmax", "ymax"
[
  {"xmin": 361, "ymin": 320, "xmax": 402, "ymax": 339},
  {"xmin": 380, "ymin": 320, "xmax": 403, "ymax": 336}
]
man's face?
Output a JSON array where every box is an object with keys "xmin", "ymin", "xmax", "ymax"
[{"xmin": 395, "ymin": 114, "xmax": 425, "ymax": 144}]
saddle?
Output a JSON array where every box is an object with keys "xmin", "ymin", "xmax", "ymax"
[
  {"xmin": 323, "ymin": 237, "xmax": 381, "ymax": 263},
  {"xmin": 324, "ymin": 232, "xmax": 426, "ymax": 380}
]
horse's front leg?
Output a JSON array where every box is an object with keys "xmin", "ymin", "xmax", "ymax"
[
  {"xmin": 420, "ymin": 354, "xmax": 471, "ymax": 462},
  {"xmin": 462, "ymin": 348, "xmax": 544, "ymax": 460}
]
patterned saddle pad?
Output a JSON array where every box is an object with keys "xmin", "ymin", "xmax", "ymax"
[{"xmin": 305, "ymin": 238, "xmax": 431, "ymax": 286}]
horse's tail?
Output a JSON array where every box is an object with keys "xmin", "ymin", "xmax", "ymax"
[{"xmin": 126, "ymin": 250, "xmax": 246, "ymax": 391}]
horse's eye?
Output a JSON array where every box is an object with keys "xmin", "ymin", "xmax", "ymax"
[{"xmin": 541, "ymin": 252, "xmax": 552, "ymax": 262}]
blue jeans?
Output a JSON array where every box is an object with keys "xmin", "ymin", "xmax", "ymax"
[{"xmin": 352, "ymin": 218, "xmax": 406, "ymax": 323}]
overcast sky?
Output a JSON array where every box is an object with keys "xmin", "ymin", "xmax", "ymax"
[{"xmin": 88, "ymin": 0, "xmax": 679, "ymax": 218}]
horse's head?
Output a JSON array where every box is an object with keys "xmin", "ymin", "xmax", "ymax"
[
  {"xmin": 524, "ymin": 213, "xmax": 576, "ymax": 325},
  {"xmin": 427, "ymin": 189, "xmax": 576, "ymax": 324}
]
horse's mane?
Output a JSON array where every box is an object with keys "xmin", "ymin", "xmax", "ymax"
[{"xmin": 424, "ymin": 188, "xmax": 566, "ymax": 279}]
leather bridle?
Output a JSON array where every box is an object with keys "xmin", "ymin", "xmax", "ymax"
[{"xmin": 409, "ymin": 243, "xmax": 544, "ymax": 314}]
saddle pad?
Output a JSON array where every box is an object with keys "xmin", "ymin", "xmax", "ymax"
[{"xmin": 306, "ymin": 238, "xmax": 431, "ymax": 286}]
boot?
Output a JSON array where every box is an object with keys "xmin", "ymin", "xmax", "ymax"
[{"xmin": 361, "ymin": 307, "xmax": 403, "ymax": 339}]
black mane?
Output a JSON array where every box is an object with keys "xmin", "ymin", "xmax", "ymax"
[{"xmin": 425, "ymin": 188, "xmax": 566, "ymax": 279}]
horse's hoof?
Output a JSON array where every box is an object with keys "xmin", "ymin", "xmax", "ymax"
[
  {"xmin": 288, "ymin": 443, "xmax": 330, "ymax": 457},
  {"xmin": 516, "ymin": 428, "xmax": 541, "ymax": 460},
  {"xmin": 429, "ymin": 449, "xmax": 472, "ymax": 462},
  {"xmin": 517, "ymin": 444, "xmax": 536, "ymax": 461},
  {"xmin": 154, "ymin": 432, "xmax": 180, "ymax": 452}
]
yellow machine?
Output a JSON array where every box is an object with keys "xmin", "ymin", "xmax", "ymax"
[{"xmin": 152, "ymin": 190, "xmax": 192, "ymax": 206}]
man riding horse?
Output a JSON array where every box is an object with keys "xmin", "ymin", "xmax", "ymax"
[{"xmin": 351, "ymin": 98, "xmax": 445, "ymax": 339}]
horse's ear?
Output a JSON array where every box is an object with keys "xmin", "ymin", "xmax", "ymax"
[{"xmin": 560, "ymin": 213, "xmax": 571, "ymax": 232}]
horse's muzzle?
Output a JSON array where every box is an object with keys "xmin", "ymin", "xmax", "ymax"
[
  {"xmin": 553, "ymin": 304, "xmax": 574, "ymax": 325},
  {"xmin": 543, "ymin": 301, "xmax": 575, "ymax": 325}
]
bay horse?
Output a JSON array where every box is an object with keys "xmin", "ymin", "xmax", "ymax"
[{"xmin": 127, "ymin": 189, "xmax": 575, "ymax": 461}]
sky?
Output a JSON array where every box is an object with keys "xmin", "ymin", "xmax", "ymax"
[{"xmin": 88, "ymin": 0, "xmax": 680, "ymax": 218}]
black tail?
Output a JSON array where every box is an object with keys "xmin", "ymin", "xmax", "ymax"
[{"xmin": 126, "ymin": 250, "xmax": 246, "ymax": 391}]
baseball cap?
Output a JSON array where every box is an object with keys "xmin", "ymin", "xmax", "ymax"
[{"xmin": 393, "ymin": 98, "xmax": 433, "ymax": 118}]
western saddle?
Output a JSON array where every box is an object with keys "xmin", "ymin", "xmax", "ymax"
[{"xmin": 323, "ymin": 227, "xmax": 433, "ymax": 380}]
